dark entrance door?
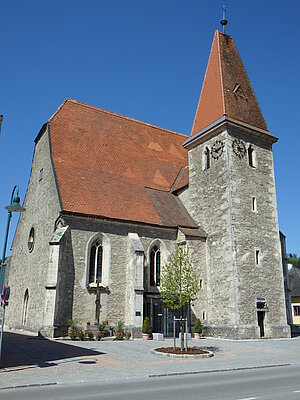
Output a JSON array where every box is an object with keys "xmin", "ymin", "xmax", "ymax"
[
  {"xmin": 257, "ymin": 311, "xmax": 265, "ymax": 337},
  {"xmin": 152, "ymin": 299, "xmax": 163, "ymax": 333},
  {"xmin": 144, "ymin": 295, "xmax": 192, "ymax": 337}
]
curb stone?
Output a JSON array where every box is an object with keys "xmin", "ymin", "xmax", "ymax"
[{"xmin": 149, "ymin": 363, "xmax": 292, "ymax": 378}]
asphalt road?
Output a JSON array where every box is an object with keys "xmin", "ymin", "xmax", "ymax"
[{"xmin": 2, "ymin": 365, "xmax": 300, "ymax": 400}]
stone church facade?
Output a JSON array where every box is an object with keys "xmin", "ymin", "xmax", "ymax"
[{"xmin": 6, "ymin": 30, "xmax": 290, "ymax": 339}]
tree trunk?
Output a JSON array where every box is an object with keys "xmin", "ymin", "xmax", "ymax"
[{"xmin": 180, "ymin": 307, "xmax": 184, "ymax": 351}]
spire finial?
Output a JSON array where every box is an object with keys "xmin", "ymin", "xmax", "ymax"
[{"xmin": 220, "ymin": 5, "xmax": 228, "ymax": 34}]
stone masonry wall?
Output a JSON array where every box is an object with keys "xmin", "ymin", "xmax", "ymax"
[
  {"xmin": 59, "ymin": 216, "xmax": 179, "ymax": 332},
  {"xmin": 228, "ymin": 128, "xmax": 289, "ymax": 337},
  {"xmin": 188, "ymin": 126, "xmax": 289, "ymax": 338},
  {"xmin": 187, "ymin": 237, "xmax": 207, "ymax": 326},
  {"xmin": 188, "ymin": 129, "xmax": 239, "ymax": 331},
  {"xmin": 6, "ymin": 126, "xmax": 61, "ymax": 334}
]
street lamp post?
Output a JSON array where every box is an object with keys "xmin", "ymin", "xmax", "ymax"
[{"xmin": 0, "ymin": 185, "xmax": 25, "ymax": 364}]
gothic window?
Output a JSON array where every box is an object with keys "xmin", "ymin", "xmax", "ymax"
[
  {"xmin": 89, "ymin": 241, "xmax": 103, "ymax": 284},
  {"xmin": 204, "ymin": 147, "xmax": 210, "ymax": 170},
  {"xmin": 150, "ymin": 245, "xmax": 161, "ymax": 286}
]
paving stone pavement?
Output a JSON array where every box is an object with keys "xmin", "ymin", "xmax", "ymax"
[{"xmin": 0, "ymin": 331, "xmax": 300, "ymax": 389}]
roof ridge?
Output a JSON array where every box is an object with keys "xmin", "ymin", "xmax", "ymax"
[
  {"xmin": 191, "ymin": 30, "xmax": 218, "ymax": 136},
  {"xmin": 217, "ymin": 30, "xmax": 226, "ymax": 118},
  {"xmin": 170, "ymin": 165, "xmax": 188, "ymax": 193},
  {"xmin": 51, "ymin": 98, "xmax": 189, "ymax": 139},
  {"xmin": 48, "ymin": 98, "xmax": 70, "ymax": 122}
]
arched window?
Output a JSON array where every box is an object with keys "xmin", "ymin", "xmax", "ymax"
[
  {"xmin": 89, "ymin": 241, "xmax": 103, "ymax": 284},
  {"xmin": 150, "ymin": 245, "xmax": 161, "ymax": 286}
]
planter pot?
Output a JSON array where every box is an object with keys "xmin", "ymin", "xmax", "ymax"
[
  {"xmin": 142, "ymin": 333, "xmax": 150, "ymax": 340},
  {"xmin": 98, "ymin": 331, "xmax": 105, "ymax": 340},
  {"xmin": 194, "ymin": 332, "xmax": 201, "ymax": 340}
]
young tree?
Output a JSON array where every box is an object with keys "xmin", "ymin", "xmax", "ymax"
[
  {"xmin": 287, "ymin": 253, "xmax": 300, "ymax": 269},
  {"xmin": 160, "ymin": 245, "xmax": 199, "ymax": 350}
]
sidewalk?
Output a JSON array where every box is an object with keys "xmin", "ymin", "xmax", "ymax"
[{"xmin": 1, "ymin": 331, "xmax": 300, "ymax": 390}]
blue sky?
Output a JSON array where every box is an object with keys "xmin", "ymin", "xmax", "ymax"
[{"xmin": 0, "ymin": 0, "xmax": 299, "ymax": 256}]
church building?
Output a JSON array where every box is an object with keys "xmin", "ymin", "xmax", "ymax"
[{"xmin": 6, "ymin": 27, "xmax": 290, "ymax": 339}]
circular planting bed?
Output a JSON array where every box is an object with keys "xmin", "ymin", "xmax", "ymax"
[{"xmin": 152, "ymin": 347, "xmax": 214, "ymax": 359}]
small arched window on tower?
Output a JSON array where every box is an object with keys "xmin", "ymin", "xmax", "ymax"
[
  {"xmin": 89, "ymin": 241, "xmax": 103, "ymax": 284},
  {"xmin": 150, "ymin": 245, "xmax": 161, "ymax": 287},
  {"xmin": 248, "ymin": 145, "xmax": 256, "ymax": 168},
  {"xmin": 203, "ymin": 147, "xmax": 210, "ymax": 170}
]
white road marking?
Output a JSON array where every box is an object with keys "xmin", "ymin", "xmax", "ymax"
[
  {"xmin": 293, "ymin": 390, "xmax": 300, "ymax": 393},
  {"xmin": 238, "ymin": 397, "xmax": 259, "ymax": 400}
]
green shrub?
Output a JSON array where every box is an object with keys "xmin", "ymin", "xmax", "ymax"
[
  {"xmin": 97, "ymin": 321, "xmax": 106, "ymax": 332},
  {"xmin": 142, "ymin": 317, "xmax": 152, "ymax": 334},
  {"xmin": 67, "ymin": 319, "xmax": 77, "ymax": 330},
  {"xmin": 193, "ymin": 318, "xmax": 202, "ymax": 334}
]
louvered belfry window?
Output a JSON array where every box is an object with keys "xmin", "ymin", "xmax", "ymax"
[{"xmin": 89, "ymin": 241, "xmax": 103, "ymax": 284}]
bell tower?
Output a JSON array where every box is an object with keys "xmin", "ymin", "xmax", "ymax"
[{"xmin": 185, "ymin": 29, "xmax": 290, "ymax": 339}]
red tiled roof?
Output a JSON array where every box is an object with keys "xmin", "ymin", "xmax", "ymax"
[
  {"xmin": 170, "ymin": 166, "xmax": 189, "ymax": 193},
  {"xmin": 146, "ymin": 188, "xmax": 197, "ymax": 228},
  {"xmin": 191, "ymin": 30, "xmax": 268, "ymax": 135},
  {"xmin": 48, "ymin": 99, "xmax": 191, "ymax": 227}
]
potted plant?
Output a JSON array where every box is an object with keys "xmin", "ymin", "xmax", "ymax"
[
  {"xmin": 97, "ymin": 321, "xmax": 106, "ymax": 340},
  {"xmin": 193, "ymin": 318, "xmax": 202, "ymax": 339},
  {"xmin": 67, "ymin": 319, "xmax": 78, "ymax": 340},
  {"xmin": 124, "ymin": 329, "xmax": 131, "ymax": 340},
  {"xmin": 115, "ymin": 320, "xmax": 125, "ymax": 340},
  {"xmin": 142, "ymin": 316, "xmax": 152, "ymax": 340},
  {"xmin": 78, "ymin": 329, "xmax": 86, "ymax": 341},
  {"xmin": 86, "ymin": 330, "xmax": 94, "ymax": 340}
]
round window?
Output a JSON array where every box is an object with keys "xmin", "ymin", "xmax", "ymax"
[{"xmin": 28, "ymin": 227, "xmax": 35, "ymax": 252}]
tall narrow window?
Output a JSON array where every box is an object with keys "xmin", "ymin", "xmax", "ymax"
[
  {"xmin": 252, "ymin": 197, "xmax": 257, "ymax": 212},
  {"xmin": 28, "ymin": 227, "xmax": 35, "ymax": 252},
  {"xmin": 204, "ymin": 147, "xmax": 210, "ymax": 170},
  {"xmin": 293, "ymin": 305, "xmax": 300, "ymax": 317},
  {"xmin": 89, "ymin": 241, "xmax": 103, "ymax": 284},
  {"xmin": 150, "ymin": 245, "xmax": 161, "ymax": 286},
  {"xmin": 255, "ymin": 250, "xmax": 260, "ymax": 266},
  {"xmin": 248, "ymin": 145, "xmax": 255, "ymax": 168},
  {"xmin": 22, "ymin": 289, "xmax": 29, "ymax": 325}
]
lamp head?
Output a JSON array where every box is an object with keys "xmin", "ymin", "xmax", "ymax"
[{"xmin": 5, "ymin": 194, "xmax": 26, "ymax": 212}]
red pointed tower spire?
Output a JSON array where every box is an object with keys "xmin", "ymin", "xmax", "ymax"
[{"xmin": 191, "ymin": 30, "xmax": 268, "ymax": 136}]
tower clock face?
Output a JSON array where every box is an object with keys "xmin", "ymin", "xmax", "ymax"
[
  {"xmin": 211, "ymin": 140, "xmax": 225, "ymax": 160},
  {"xmin": 232, "ymin": 139, "xmax": 246, "ymax": 159}
]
